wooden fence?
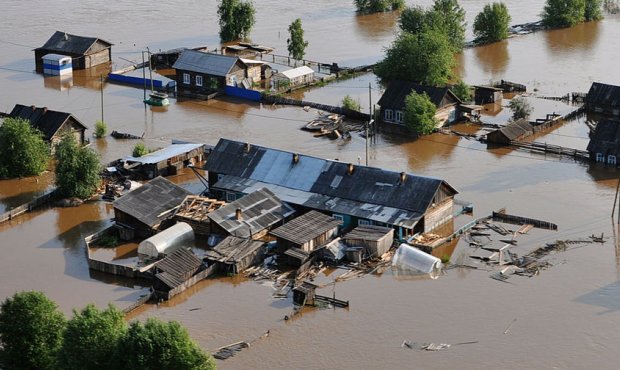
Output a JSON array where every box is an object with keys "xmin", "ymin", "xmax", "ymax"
[
  {"xmin": 0, "ymin": 189, "xmax": 57, "ymax": 224},
  {"xmin": 263, "ymin": 96, "xmax": 370, "ymax": 121}
]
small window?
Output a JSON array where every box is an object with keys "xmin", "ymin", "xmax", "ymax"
[
  {"xmin": 395, "ymin": 110, "xmax": 403, "ymax": 123},
  {"xmin": 333, "ymin": 214, "xmax": 344, "ymax": 222},
  {"xmin": 226, "ymin": 192, "xmax": 236, "ymax": 202},
  {"xmin": 609, "ymin": 155, "xmax": 617, "ymax": 165},
  {"xmin": 596, "ymin": 153, "xmax": 605, "ymax": 163},
  {"xmin": 385, "ymin": 109, "xmax": 393, "ymax": 122},
  {"xmin": 217, "ymin": 173, "xmax": 225, "ymax": 182},
  {"xmin": 358, "ymin": 219, "xmax": 372, "ymax": 226},
  {"xmin": 183, "ymin": 73, "xmax": 190, "ymax": 85},
  {"xmin": 196, "ymin": 75, "xmax": 203, "ymax": 87}
]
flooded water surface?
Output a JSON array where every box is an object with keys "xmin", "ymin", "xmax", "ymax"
[{"xmin": 1, "ymin": 1, "xmax": 620, "ymax": 369}]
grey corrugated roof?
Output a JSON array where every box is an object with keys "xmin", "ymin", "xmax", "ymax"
[
  {"xmin": 205, "ymin": 139, "xmax": 457, "ymax": 216},
  {"xmin": 113, "ymin": 177, "xmax": 192, "ymax": 227},
  {"xmin": 9, "ymin": 104, "xmax": 86, "ymax": 141},
  {"xmin": 377, "ymin": 80, "xmax": 461, "ymax": 109},
  {"xmin": 207, "ymin": 188, "xmax": 295, "ymax": 238},
  {"xmin": 172, "ymin": 49, "xmax": 243, "ymax": 76},
  {"xmin": 36, "ymin": 31, "xmax": 112, "ymax": 55},
  {"xmin": 204, "ymin": 236, "xmax": 264, "ymax": 264},
  {"xmin": 587, "ymin": 120, "xmax": 620, "ymax": 154},
  {"xmin": 586, "ymin": 82, "xmax": 620, "ymax": 108},
  {"xmin": 124, "ymin": 143, "xmax": 204, "ymax": 165},
  {"xmin": 270, "ymin": 210, "xmax": 342, "ymax": 245}
]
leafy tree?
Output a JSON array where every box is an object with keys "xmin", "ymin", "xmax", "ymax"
[
  {"xmin": 430, "ymin": 0, "xmax": 467, "ymax": 51},
  {"xmin": 374, "ymin": 30, "xmax": 455, "ymax": 85},
  {"xmin": 473, "ymin": 2, "xmax": 512, "ymax": 43},
  {"xmin": 132, "ymin": 142, "xmax": 149, "ymax": 157},
  {"xmin": 287, "ymin": 18, "xmax": 309, "ymax": 60},
  {"xmin": 115, "ymin": 318, "xmax": 216, "ymax": 370},
  {"xmin": 57, "ymin": 304, "xmax": 127, "ymax": 370},
  {"xmin": 452, "ymin": 80, "xmax": 472, "ymax": 102},
  {"xmin": 54, "ymin": 133, "xmax": 101, "ymax": 199},
  {"xmin": 217, "ymin": 0, "xmax": 256, "ymax": 42},
  {"xmin": 342, "ymin": 95, "xmax": 361, "ymax": 111},
  {"xmin": 399, "ymin": 6, "xmax": 432, "ymax": 35},
  {"xmin": 404, "ymin": 91, "xmax": 438, "ymax": 135},
  {"xmin": 508, "ymin": 96, "xmax": 533, "ymax": 120},
  {"xmin": 585, "ymin": 0, "xmax": 603, "ymax": 20},
  {"xmin": 94, "ymin": 120, "xmax": 107, "ymax": 138},
  {"xmin": 0, "ymin": 118, "xmax": 49, "ymax": 178},
  {"xmin": 542, "ymin": 0, "xmax": 586, "ymax": 28},
  {"xmin": 354, "ymin": 0, "xmax": 404, "ymax": 13},
  {"xmin": 0, "ymin": 291, "xmax": 66, "ymax": 370}
]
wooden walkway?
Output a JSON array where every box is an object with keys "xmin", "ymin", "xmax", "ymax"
[{"xmin": 510, "ymin": 140, "xmax": 589, "ymax": 161}]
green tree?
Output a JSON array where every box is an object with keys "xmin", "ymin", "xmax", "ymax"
[
  {"xmin": 354, "ymin": 0, "xmax": 404, "ymax": 13},
  {"xmin": 54, "ymin": 133, "xmax": 101, "ymax": 199},
  {"xmin": 452, "ymin": 80, "xmax": 472, "ymax": 102},
  {"xmin": 508, "ymin": 96, "xmax": 533, "ymax": 120},
  {"xmin": 473, "ymin": 2, "xmax": 512, "ymax": 43},
  {"xmin": 57, "ymin": 304, "xmax": 127, "ymax": 370},
  {"xmin": 94, "ymin": 120, "xmax": 107, "ymax": 138},
  {"xmin": 0, "ymin": 118, "xmax": 49, "ymax": 178},
  {"xmin": 217, "ymin": 0, "xmax": 256, "ymax": 42},
  {"xmin": 404, "ymin": 91, "xmax": 438, "ymax": 135},
  {"xmin": 0, "ymin": 291, "xmax": 66, "ymax": 370},
  {"xmin": 115, "ymin": 318, "xmax": 216, "ymax": 370},
  {"xmin": 342, "ymin": 95, "xmax": 361, "ymax": 111},
  {"xmin": 287, "ymin": 18, "xmax": 309, "ymax": 60},
  {"xmin": 399, "ymin": 6, "xmax": 432, "ymax": 35},
  {"xmin": 374, "ymin": 30, "xmax": 455, "ymax": 85},
  {"xmin": 132, "ymin": 142, "xmax": 149, "ymax": 157},
  {"xmin": 585, "ymin": 0, "xmax": 603, "ymax": 20},
  {"xmin": 542, "ymin": 0, "xmax": 586, "ymax": 28},
  {"xmin": 430, "ymin": 0, "xmax": 467, "ymax": 51}
]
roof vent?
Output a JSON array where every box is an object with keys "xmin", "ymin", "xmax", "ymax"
[
  {"xmin": 63, "ymin": 32, "xmax": 69, "ymax": 41},
  {"xmin": 235, "ymin": 208, "xmax": 243, "ymax": 221},
  {"xmin": 400, "ymin": 172, "xmax": 407, "ymax": 184},
  {"xmin": 347, "ymin": 163, "xmax": 354, "ymax": 176},
  {"xmin": 244, "ymin": 142, "xmax": 251, "ymax": 153},
  {"xmin": 292, "ymin": 153, "xmax": 299, "ymax": 164},
  {"xmin": 42, "ymin": 107, "xmax": 48, "ymax": 114},
  {"xmin": 30, "ymin": 105, "xmax": 36, "ymax": 111}
]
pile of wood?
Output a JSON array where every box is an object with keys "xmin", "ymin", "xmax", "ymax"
[{"xmin": 302, "ymin": 112, "xmax": 364, "ymax": 140}]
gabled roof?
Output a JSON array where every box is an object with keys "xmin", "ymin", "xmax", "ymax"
[
  {"xmin": 205, "ymin": 139, "xmax": 458, "ymax": 217},
  {"xmin": 9, "ymin": 104, "xmax": 86, "ymax": 141},
  {"xmin": 586, "ymin": 82, "xmax": 620, "ymax": 108},
  {"xmin": 271, "ymin": 210, "xmax": 342, "ymax": 245},
  {"xmin": 377, "ymin": 80, "xmax": 461, "ymax": 109},
  {"xmin": 154, "ymin": 248, "xmax": 202, "ymax": 289},
  {"xmin": 113, "ymin": 177, "xmax": 192, "ymax": 228},
  {"xmin": 492, "ymin": 119, "xmax": 533, "ymax": 141},
  {"xmin": 207, "ymin": 188, "xmax": 295, "ymax": 238},
  {"xmin": 204, "ymin": 236, "xmax": 264, "ymax": 265},
  {"xmin": 172, "ymin": 49, "xmax": 245, "ymax": 76},
  {"xmin": 36, "ymin": 31, "xmax": 112, "ymax": 55},
  {"xmin": 344, "ymin": 225, "xmax": 393, "ymax": 242},
  {"xmin": 587, "ymin": 120, "xmax": 620, "ymax": 154},
  {"xmin": 279, "ymin": 66, "xmax": 314, "ymax": 79}
]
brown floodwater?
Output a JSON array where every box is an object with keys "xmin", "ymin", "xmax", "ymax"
[{"xmin": 2, "ymin": 1, "xmax": 620, "ymax": 369}]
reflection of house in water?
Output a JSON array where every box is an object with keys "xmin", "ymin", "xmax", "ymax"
[
  {"xmin": 34, "ymin": 31, "xmax": 112, "ymax": 72},
  {"xmin": 43, "ymin": 75, "xmax": 73, "ymax": 91},
  {"xmin": 587, "ymin": 120, "xmax": 620, "ymax": 166},
  {"xmin": 8, "ymin": 104, "xmax": 87, "ymax": 147}
]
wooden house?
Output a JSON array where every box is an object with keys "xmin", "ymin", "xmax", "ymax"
[
  {"xmin": 270, "ymin": 210, "xmax": 342, "ymax": 253},
  {"xmin": 172, "ymin": 49, "xmax": 248, "ymax": 97},
  {"xmin": 474, "ymin": 85, "xmax": 503, "ymax": 105},
  {"xmin": 205, "ymin": 139, "xmax": 459, "ymax": 239},
  {"xmin": 240, "ymin": 58, "xmax": 266, "ymax": 83},
  {"xmin": 35, "ymin": 31, "xmax": 112, "ymax": 72},
  {"xmin": 204, "ymin": 236, "xmax": 265, "ymax": 274},
  {"xmin": 9, "ymin": 104, "xmax": 87, "ymax": 147},
  {"xmin": 173, "ymin": 195, "xmax": 226, "ymax": 235},
  {"xmin": 207, "ymin": 188, "xmax": 295, "ymax": 239},
  {"xmin": 585, "ymin": 82, "xmax": 620, "ymax": 116},
  {"xmin": 151, "ymin": 248, "xmax": 206, "ymax": 300},
  {"xmin": 271, "ymin": 66, "xmax": 314, "ymax": 90},
  {"xmin": 377, "ymin": 80, "xmax": 462, "ymax": 135},
  {"xmin": 122, "ymin": 143, "xmax": 205, "ymax": 179},
  {"xmin": 343, "ymin": 225, "xmax": 394, "ymax": 259},
  {"xmin": 587, "ymin": 120, "xmax": 620, "ymax": 166},
  {"xmin": 486, "ymin": 119, "xmax": 534, "ymax": 145},
  {"xmin": 112, "ymin": 176, "xmax": 192, "ymax": 239}
]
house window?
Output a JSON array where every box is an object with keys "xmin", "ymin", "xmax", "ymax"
[
  {"xmin": 196, "ymin": 75, "xmax": 203, "ymax": 87},
  {"xmin": 358, "ymin": 219, "xmax": 372, "ymax": 226},
  {"xmin": 608, "ymin": 155, "xmax": 617, "ymax": 165},
  {"xmin": 395, "ymin": 110, "xmax": 403, "ymax": 123},
  {"xmin": 217, "ymin": 174, "xmax": 225, "ymax": 182},
  {"xmin": 333, "ymin": 214, "xmax": 344, "ymax": 222},
  {"xmin": 384, "ymin": 109, "xmax": 394, "ymax": 122},
  {"xmin": 596, "ymin": 153, "xmax": 605, "ymax": 163},
  {"xmin": 226, "ymin": 192, "xmax": 236, "ymax": 202},
  {"xmin": 183, "ymin": 73, "xmax": 190, "ymax": 85}
]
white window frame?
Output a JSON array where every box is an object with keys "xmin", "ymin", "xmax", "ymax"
[
  {"xmin": 226, "ymin": 192, "xmax": 236, "ymax": 202},
  {"xmin": 384, "ymin": 109, "xmax": 394, "ymax": 122},
  {"xmin": 358, "ymin": 219, "xmax": 372, "ymax": 226},
  {"xmin": 183, "ymin": 73, "xmax": 190, "ymax": 85},
  {"xmin": 333, "ymin": 214, "xmax": 344, "ymax": 222},
  {"xmin": 395, "ymin": 110, "xmax": 403, "ymax": 123},
  {"xmin": 608, "ymin": 155, "xmax": 617, "ymax": 165},
  {"xmin": 195, "ymin": 75, "xmax": 203, "ymax": 87},
  {"xmin": 596, "ymin": 153, "xmax": 605, "ymax": 163}
]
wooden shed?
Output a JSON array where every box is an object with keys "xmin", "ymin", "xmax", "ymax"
[
  {"xmin": 122, "ymin": 143, "xmax": 205, "ymax": 179},
  {"xmin": 474, "ymin": 85, "xmax": 503, "ymax": 105},
  {"xmin": 204, "ymin": 236, "xmax": 265, "ymax": 275},
  {"xmin": 35, "ymin": 31, "xmax": 112, "ymax": 72},
  {"xmin": 292, "ymin": 281, "xmax": 318, "ymax": 306},
  {"xmin": 151, "ymin": 248, "xmax": 206, "ymax": 300},
  {"xmin": 270, "ymin": 210, "xmax": 342, "ymax": 253},
  {"xmin": 343, "ymin": 225, "xmax": 394, "ymax": 259},
  {"xmin": 283, "ymin": 247, "xmax": 310, "ymax": 268},
  {"xmin": 9, "ymin": 104, "xmax": 87, "ymax": 147},
  {"xmin": 486, "ymin": 119, "xmax": 534, "ymax": 145},
  {"xmin": 585, "ymin": 82, "xmax": 620, "ymax": 116}
]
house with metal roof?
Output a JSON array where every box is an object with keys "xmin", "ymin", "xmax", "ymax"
[
  {"xmin": 204, "ymin": 236, "xmax": 265, "ymax": 274},
  {"xmin": 587, "ymin": 120, "xmax": 620, "ymax": 166},
  {"xmin": 585, "ymin": 82, "xmax": 620, "ymax": 116},
  {"xmin": 9, "ymin": 104, "xmax": 87, "ymax": 147},
  {"xmin": 207, "ymin": 187, "xmax": 295, "ymax": 239},
  {"xmin": 377, "ymin": 80, "xmax": 462, "ymax": 135},
  {"xmin": 112, "ymin": 176, "xmax": 192, "ymax": 239},
  {"xmin": 271, "ymin": 66, "xmax": 314, "ymax": 90},
  {"xmin": 121, "ymin": 142, "xmax": 205, "ymax": 179},
  {"xmin": 172, "ymin": 49, "xmax": 249, "ymax": 97},
  {"xmin": 486, "ymin": 119, "xmax": 534, "ymax": 145},
  {"xmin": 34, "ymin": 31, "xmax": 112, "ymax": 72},
  {"xmin": 205, "ymin": 139, "xmax": 459, "ymax": 239},
  {"xmin": 270, "ymin": 210, "xmax": 342, "ymax": 253}
]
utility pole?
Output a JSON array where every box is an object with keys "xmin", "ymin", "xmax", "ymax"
[
  {"xmin": 142, "ymin": 50, "xmax": 147, "ymax": 100},
  {"xmin": 100, "ymin": 75, "xmax": 104, "ymax": 124},
  {"xmin": 366, "ymin": 82, "xmax": 372, "ymax": 166},
  {"xmin": 146, "ymin": 46, "xmax": 154, "ymax": 94}
]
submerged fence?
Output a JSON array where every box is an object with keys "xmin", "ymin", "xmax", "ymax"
[{"xmin": 0, "ymin": 189, "xmax": 57, "ymax": 224}]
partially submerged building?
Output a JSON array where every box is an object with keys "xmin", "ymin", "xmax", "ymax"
[
  {"xmin": 271, "ymin": 66, "xmax": 314, "ymax": 90},
  {"xmin": 35, "ymin": 31, "xmax": 112, "ymax": 72},
  {"xmin": 486, "ymin": 119, "xmax": 534, "ymax": 145},
  {"xmin": 204, "ymin": 236, "xmax": 265, "ymax": 274},
  {"xmin": 173, "ymin": 195, "xmax": 227, "ymax": 235},
  {"xmin": 9, "ymin": 104, "xmax": 87, "ymax": 147},
  {"xmin": 587, "ymin": 120, "xmax": 620, "ymax": 166},
  {"xmin": 112, "ymin": 176, "xmax": 192, "ymax": 239},
  {"xmin": 270, "ymin": 210, "xmax": 342, "ymax": 253},
  {"xmin": 342, "ymin": 225, "xmax": 394, "ymax": 259},
  {"xmin": 474, "ymin": 85, "xmax": 503, "ymax": 105},
  {"xmin": 585, "ymin": 82, "xmax": 620, "ymax": 116},
  {"xmin": 151, "ymin": 247, "xmax": 207, "ymax": 300},
  {"xmin": 122, "ymin": 143, "xmax": 205, "ymax": 179},
  {"xmin": 205, "ymin": 139, "xmax": 459, "ymax": 239}
]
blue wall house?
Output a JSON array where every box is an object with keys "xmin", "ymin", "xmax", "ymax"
[{"xmin": 204, "ymin": 139, "xmax": 459, "ymax": 240}]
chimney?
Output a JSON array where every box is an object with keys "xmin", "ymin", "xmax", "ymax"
[
  {"xmin": 400, "ymin": 171, "xmax": 407, "ymax": 184},
  {"xmin": 31, "ymin": 105, "xmax": 36, "ymax": 111},
  {"xmin": 244, "ymin": 142, "xmax": 251, "ymax": 153},
  {"xmin": 64, "ymin": 32, "xmax": 69, "ymax": 41},
  {"xmin": 347, "ymin": 163, "xmax": 354, "ymax": 176},
  {"xmin": 292, "ymin": 153, "xmax": 299, "ymax": 164},
  {"xmin": 42, "ymin": 107, "xmax": 48, "ymax": 114},
  {"xmin": 235, "ymin": 208, "xmax": 243, "ymax": 221}
]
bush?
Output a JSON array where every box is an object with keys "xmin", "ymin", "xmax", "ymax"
[
  {"xmin": 218, "ymin": 0, "xmax": 256, "ymax": 42},
  {"xmin": 452, "ymin": 80, "xmax": 472, "ymax": 103},
  {"xmin": 399, "ymin": 0, "xmax": 467, "ymax": 52},
  {"xmin": 54, "ymin": 133, "xmax": 101, "ymax": 199},
  {"xmin": 94, "ymin": 120, "xmax": 107, "ymax": 138},
  {"xmin": 508, "ymin": 96, "xmax": 533, "ymax": 120},
  {"xmin": 354, "ymin": 0, "xmax": 404, "ymax": 13},
  {"xmin": 542, "ymin": 0, "xmax": 586, "ymax": 28},
  {"xmin": 473, "ymin": 2, "xmax": 511, "ymax": 43},
  {"xmin": 342, "ymin": 95, "xmax": 361, "ymax": 111},
  {"xmin": 132, "ymin": 142, "xmax": 149, "ymax": 157},
  {"xmin": 97, "ymin": 234, "xmax": 119, "ymax": 248},
  {"xmin": 404, "ymin": 91, "xmax": 438, "ymax": 135},
  {"xmin": 0, "ymin": 118, "xmax": 50, "ymax": 178}
]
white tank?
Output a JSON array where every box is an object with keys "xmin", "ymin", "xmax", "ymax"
[
  {"xmin": 392, "ymin": 243, "xmax": 442, "ymax": 278},
  {"xmin": 138, "ymin": 222, "xmax": 194, "ymax": 259}
]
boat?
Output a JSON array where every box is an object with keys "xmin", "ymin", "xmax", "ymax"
[{"xmin": 144, "ymin": 91, "xmax": 169, "ymax": 106}]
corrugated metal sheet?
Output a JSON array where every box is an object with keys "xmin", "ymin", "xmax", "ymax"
[
  {"xmin": 344, "ymin": 225, "xmax": 393, "ymax": 242},
  {"xmin": 270, "ymin": 210, "xmax": 342, "ymax": 245},
  {"xmin": 586, "ymin": 82, "xmax": 620, "ymax": 108},
  {"xmin": 172, "ymin": 49, "xmax": 242, "ymax": 77},
  {"xmin": 124, "ymin": 143, "xmax": 204, "ymax": 164},
  {"xmin": 377, "ymin": 80, "xmax": 461, "ymax": 109},
  {"xmin": 37, "ymin": 31, "xmax": 112, "ymax": 55}
]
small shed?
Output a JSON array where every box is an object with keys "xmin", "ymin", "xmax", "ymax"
[
  {"xmin": 292, "ymin": 281, "xmax": 318, "ymax": 306},
  {"xmin": 271, "ymin": 66, "xmax": 314, "ymax": 89},
  {"xmin": 240, "ymin": 58, "xmax": 267, "ymax": 83},
  {"xmin": 486, "ymin": 119, "xmax": 533, "ymax": 145},
  {"xmin": 474, "ymin": 85, "xmax": 503, "ymax": 105},
  {"xmin": 585, "ymin": 82, "xmax": 620, "ymax": 116},
  {"xmin": 151, "ymin": 248, "xmax": 205, "ymax": 300},
  {"xmin": 283, "ymin": 247, "xmax": 310, "ymax": 268},
  {"xmin": 9, "ymin": 104, "xmax": 87, "ymax": 147},
  {"xmin": 138, "ymin": 222, "xmax": 195, "ymax": 259},
  {"xmin": 122, "ymin": 143, "xmax": 205, "ymax": 179},
  {"xmin": 270, "ymin": 210, "xmax": 342, "ymax": 253},
  {"xmin": 343, "ymin": 225, "xmax": 394, "ymax": 259},
  {"xmin": 204, "ymin": 236, "xmax": 265, "ymax": 274},
  {"xmin": 587, "ymin": 120, "xmax": 620, "ymax": 165},
  {"xmin": 112, "ymin": 176, "xmax": 192, "ymax": 239},
  {"xmin": 173, "ymin": 195, "xmax": 226, "ymax": 235},
  {"xmin": 208, "ymin": 188, "xmax": 295, "ymax": 239},
  {"xmin": 35, "ymin": 31, "xmax": 112, "ymax": 72},
  {"xmin": 318, "ymin": 237, "xmax": 347, "ymax": 264},
  {"xmin": 42, "ymin": 54, "xmax": 72, "ymax": 76}
]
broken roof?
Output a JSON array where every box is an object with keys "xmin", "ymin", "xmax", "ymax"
[
  {"xmin": 174, "ymin": 195, "xmax": 226, "ymax": 223},
  {"xmin": 124, "ymin": 143, "xmax": 204, "ymax": 165},
  {"xmin": 37, "ymin": 31, "xmax": 112, "ymax": 55},
  {"xmin": 9, "ymin": 104, "xmax": 87, "ymax": 141},
  {"xmin": 204, "ymin": 236, "xmax": 264, "ymax": 265},
  {"xmin": 270, "ymin": 210, "xmax": 342, "ymax": 245},
  {"xmin": 586, "ymin": 82, "xmax": 620, "ymax": 108},
  {"xmin": 172, "ymin": 49, "xmax": 245, "ymax": 76},
  {"xmin": 587, "ymin": 120, "xmax": 620, "ymax": 154},
  {"xmin": 113, "ymin": 177, "xmax": 192, "ymax": 228},
  {"xmin": 377, "ymin": 80, "xmax": 461, "ymax": 109},
  {"xmin": 207, "ymin": 188, "xmax": 295, "ymax": 238}
]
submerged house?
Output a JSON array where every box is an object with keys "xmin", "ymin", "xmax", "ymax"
[
  {"xmin": 342, "ymin": 225, "xmax": 394, "ymax": 259},
  {"xmin": 204, "ymin": 236, "xmax": 265, "ymax": 274},
  {"xmin": 35, "ymin": 31, "xmax": 112, "ymax": 72},
  {"xmin": 9, "ymin": 104, "xmax": 87, "ymax": 147},
  {"xmin": 205, "ymin": 139, "xmax": 459, "ymax": 239},
  {"xmin": 486, "ymin": 119, "xmax": 534, "ymax": 145},
  {"xmin": 270, "ymin": 210, "xmax": 342, "ymax": 253},
  {"xmin": 474, "ymin": 85, "xmax": 503, "ymax": 105},
  {"xmin": 112, "ymin": 176, "xmax": 192, "ymax": 239},
  {"xmin": 585, "ymin": 82, "xmax": 620, "ymax": 116},
  {"xmin": 151, "ymin": 247, "xmax": 207, "ymax": 300},
  {"xmin": 587, "ymin": 120, "xmax": 620, "ymax": 166},
  {"xmin": 121, "ymin": 143, "xmax": 205, "ymax": 179},
  {"xmin": 377, "ymin": 80, "xmax": 462, "ymax": 134}
]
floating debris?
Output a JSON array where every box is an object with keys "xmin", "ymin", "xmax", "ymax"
[
  {"xmin": 401, "ymin": 340, "xmax": 478, "ymax": 351},
  {"xmin": 212, "ymin": 341, "xmax": 250, "ymax": 360}
]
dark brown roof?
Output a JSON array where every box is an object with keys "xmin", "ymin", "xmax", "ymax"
[
  {"xmin": 36, "ymin": 31, "xmax": 112, "ymax": 55},
  {"xmin": 154, "ymin": 248, "xmax": 202, "ymax": 289},
  {"xmin": 377, "ymin": 80, "xmax": 461, "ymax": 110},
  {"xmin": 9, "ymin": 104, "xmax": 87, "ymax": 141},
  {"xmin": 587, "ymin": 120, "xmax": 620, "ymax": 154},
  {"xmin": 586, "ymin": 82, "xmax": 620, "ymax": 108},
  {"xmin": 270, "ymin": 211, "xmax": 342, "ymax": 245}
]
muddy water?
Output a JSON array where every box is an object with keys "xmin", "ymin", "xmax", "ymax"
[{"xmin": 2, "ymin": 1, "xmax": 620, "ymax": 369}]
